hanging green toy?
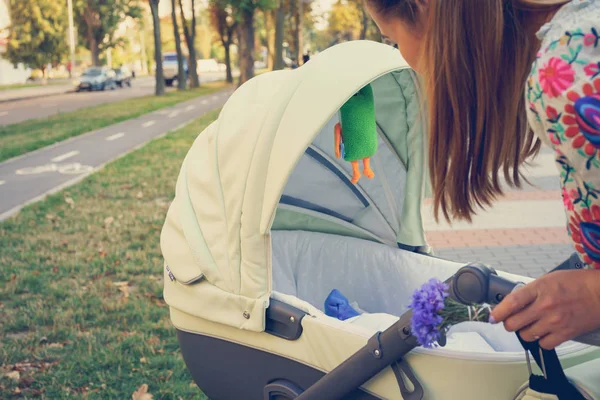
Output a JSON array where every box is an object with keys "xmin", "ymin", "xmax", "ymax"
[{"xmin": 334, "ymin": 84, "xmax": 378, "ymax": 184}]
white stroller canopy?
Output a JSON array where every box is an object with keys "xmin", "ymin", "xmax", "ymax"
[{"xmin": 161, "ymin": 40, "xmax": 429, "ymax": 331}]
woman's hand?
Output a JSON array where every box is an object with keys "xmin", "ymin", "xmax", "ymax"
[{"xmin": 490, "ymin": 269, "xmax": 600, "ymax": 350}]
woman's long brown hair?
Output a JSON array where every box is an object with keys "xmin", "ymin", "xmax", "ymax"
[{"xmin": 367, "ymin": 0, "xmax": 564, "ymax": 222}]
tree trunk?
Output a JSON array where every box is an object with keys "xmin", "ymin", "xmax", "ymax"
[
  {"xmin": 179, "ymin": 0, "xmax": 200, "ymax": 88},
  {"xmin": 171, "ymin": 0, "xmax": 186, "ymax": 90},
  {"xmin": 83, "ymin": 5, "xmax": 101, "ymax": 66},
  {"xmin": 238, "ymin": 7, "xmax": 255, "ymax": 86},
  {"xmin": 273, "ymin": 0, "xmax": 285, "ymax": 70},
  {"xmin": 150, "ymin": 0, "xmax": 165, "ymax": 96},
  {"xmin": 295, "ymin": 0, "xmax": 303, "ymax": 66},
  {"xmin": 265, "ymin": 10, "xmax": 275, "ymax": 71},
  {"xmin": 290, "ymin": 0, "xmax": 298, "ymax": 63},
  {"xmin": 224, "ymin": 42, "xmax": 233, "ymax": 83},
  {"xmin": 360, "ymin": 8, "xmax": 369, "ymax": 40},
  {"xmin": 88, "ymin": 31, "xmax": 100, "ymax": 66}
]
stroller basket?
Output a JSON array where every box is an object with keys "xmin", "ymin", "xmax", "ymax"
[{"xmin": 161, "ymin": 41, "xmax": 600, "ymax": 399}]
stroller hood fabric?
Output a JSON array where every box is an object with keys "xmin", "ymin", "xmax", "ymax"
[{"xmin": 161, "ymin": 41, "xmax": 425, "ymax": 332}]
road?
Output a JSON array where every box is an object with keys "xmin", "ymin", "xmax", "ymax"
[
  {"xmin": 0, "ymin": 87, "xmax": 234, "ymax": 220},
  {"xmin": 0, "ymin": 71, "xmax": 237, "ymax": 126}
]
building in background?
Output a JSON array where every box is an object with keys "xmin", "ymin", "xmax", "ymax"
[{"xmin": 0, "ymin": 0, "xmax": 31, "ymax": 85}]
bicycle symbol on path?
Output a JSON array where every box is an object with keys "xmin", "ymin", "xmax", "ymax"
[{"xmin": 15, "ymin": 163, "xmax": 94, "ymax": 176}]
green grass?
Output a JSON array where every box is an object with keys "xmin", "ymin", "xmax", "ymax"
[
  {"xmin": 0, "ymin": 82, "xmax": 67, "ymax": 91},
  {"xmin": 0, "ymin": 110, "xmax": 221, "ymax": 399},
  {"xmin": 0, "ymin": 82, "xmax": 227, "ymax": 163}
]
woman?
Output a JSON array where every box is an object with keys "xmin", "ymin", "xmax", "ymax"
[{"xmin": 365, "ymin": 0, "xmax": 600, "ymax": 350}]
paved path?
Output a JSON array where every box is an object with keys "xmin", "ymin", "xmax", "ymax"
[
  {"xmin": 422, "ymin": 147, "xmax": 573, "ymax": 278},
  {"xmin": 0, "ymin": 72, "xmax": 238, "ymax": 126},
  {"xmin": 0, "ymin": 88, "xmax": 233, "ymax": 220},
  {"xmin": 0, "ymin": 82, "xmax": 73, "ymax": 103},
  {"xmin": 0, "ymin": 78, "xmax": 157, "ymax": 126}
]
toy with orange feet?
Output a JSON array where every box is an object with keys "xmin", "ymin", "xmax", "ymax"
[{"xmin": 334, "ymin": 84, "xmax": 378, "ymax": 184}]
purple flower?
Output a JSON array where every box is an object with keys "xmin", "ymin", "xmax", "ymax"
[{"xmin": 409, "ymin": 278, "xmax": 449, "ymax": 348}]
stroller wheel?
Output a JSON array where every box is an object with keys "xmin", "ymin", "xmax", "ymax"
[{"xmin": 264, "ymin": 379, "xmax": 303, "ymax": 400}]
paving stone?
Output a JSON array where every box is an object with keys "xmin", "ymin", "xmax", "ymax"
[{"xmin": 434, "ymin": 243, "xmax": 575, "ymax": 277}]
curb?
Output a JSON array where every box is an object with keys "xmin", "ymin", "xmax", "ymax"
[{"xmin": 0, "ymin": 88, "xmax": 74, "ymax": 104}]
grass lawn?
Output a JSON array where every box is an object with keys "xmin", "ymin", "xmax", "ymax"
[
  {"xmin": 0, "ymin": 110, "xmax": 220, "ymax": 399},
  {"xmin": 0, "ymin": 82, "xmax": 67, "ymax": 92},
  {"xmin": 0, "ymin": 82, "xmax": 227, "ymax": 163}
]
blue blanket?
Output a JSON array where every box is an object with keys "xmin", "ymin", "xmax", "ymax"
[{"xmin": 324, "ymin": 289, "xmax": 361, "ymax": 321}]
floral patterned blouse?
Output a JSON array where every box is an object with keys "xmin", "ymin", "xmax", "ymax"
[{"xmin": 526, "ymin": 0, "xmax": 600, "ymax": 269}]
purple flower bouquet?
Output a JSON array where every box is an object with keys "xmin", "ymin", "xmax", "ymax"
[{"xmin": 409, "ymin": 278, "xmax": 492, "ymax": 348}]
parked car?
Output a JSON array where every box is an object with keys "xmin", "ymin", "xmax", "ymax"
[
  {"xmin": 254, "ymin": 60, "xmax": 267, "ymax": 70},
  {"xmin": 113, "ymin": 66, "xmax": 132, "ymax": 87},
  {"xmin": 162, "ymin": 52, "xmax": 188, "ymax": 87},
  {"xmin": 75, "ymin": 67, "xmax": 116, "ymax": 91},
  {"xmin": 197, "ymin": 59, "xmax": 220, "ymax": 73}
]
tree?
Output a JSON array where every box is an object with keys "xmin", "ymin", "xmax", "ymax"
[
  {"xmin": 149, "ymin": 0, "xmax": 165, "ymax": 95},
  {"xmin": 209, "ymin": 0, "xmax": 237, "ymax": 83},
  {"xmin": 178, "ymin": 0, "xmax": 200, "ymax": 88},
  {"xmin": 347, "ymin": 0, "xmax": 370, "ymax": 40},
  {"xmin": 171, "ymin": 0, "xmax": 186, "ymax": 89},
  {"xmin": 264, "ymin": 9, "xmax": 275, "ymax": 70},
  {"xmin": 327, "ymin": 0, "xmax": 361, "ymax": 45},
  {"xmin": 237, "ymin": 3, "xmax": 255, "ymax": 85},
  {"xmin": 291, "ymin": 0, "xmax": 303, "ymax": 66},
  {"xmin": 272, "ymin": 0, "xmax": 285, "ymax": 70},
  {"xmin": 75, "ymin": 0, "xmax": 142, "ymax": 66},
  {"xmin": 234, "ymin": 0, "xmax": 274, "ymax": 85},
  {"xmin": 5, "ymin": 0, "xmax": 68, "ymax": 77}
]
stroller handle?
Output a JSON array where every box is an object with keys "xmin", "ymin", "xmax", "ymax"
[
  {"xmin": 447, "ymin": 263, "xmax": 522, "ymax": 306},
  {"xmin": 448, "ymin": 260, "xmax": 600, "ymax": 347},
  {"xmin": 293, "ymin": 256, "xmax": 599, "ymax": 400}
]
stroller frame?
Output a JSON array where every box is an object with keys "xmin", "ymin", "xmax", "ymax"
[{"xmin": 178, "ymin": 260, "xmax": 564, "ymax": 400}]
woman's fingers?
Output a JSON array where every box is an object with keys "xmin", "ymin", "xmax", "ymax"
[
  {"xmin": 490, "ymin": 283, "xmax": 538, "ymax": 324},
  {"xmin": 502, "ymin": 302, "xmax": 543, "ymax": 333},
  {"xmin": 539, "ymin": 332, "xmax": 572, "ymax": 350},
  {"xmin": 518, "ymin": 319, "xmax": 553, "ymax": 342}
]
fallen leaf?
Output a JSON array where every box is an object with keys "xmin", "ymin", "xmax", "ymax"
[
  {"xmin": 119, "ymin": 286, "xmax": 130, "ymax": 298},
  {"xmin": 139, "ymin": 357, "xmax": 147, "ymax": 363},
  {"xmin": 132, "ymin": 384, "xmax": 153, "ymax": 400},
  {"xmin": 114, "ymin": 281, "xmax": 130, "ymax": 298},
  {"xmin": 136, "ymin": 191, "xmax": 144, "ymax": 199},
  {"xmin": 48, "ymin": 343, "xmax": 64, "ymax": 348},
  {"xmin": 5, "ymin": 371, "xmax": 20, "ymax": 381},
  {"xmin": 146, "ymin": 336, "xmax": 161, "ymax": 347},
  {"xmin": 65, "ymin": 197, "xmax": 75, "ymax": 208},
  {"xmin": 104, "ymin": 216, "xmax": 114, "ymax": 228},
  {"xmin": 45, "ymin": 214, "xmax": 55, "ymax": 220}
]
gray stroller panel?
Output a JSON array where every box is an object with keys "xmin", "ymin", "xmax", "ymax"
[
  {"xmin": 275, "ymin": 68, "xmax": 427, "ymax": 248},
  {"xmin": 271, "ymin": 230, "xmax": 462, "ymax": 317},
  {"xmin": 271, "ymin": 230, "xmax": 587, "ymax": 354}
]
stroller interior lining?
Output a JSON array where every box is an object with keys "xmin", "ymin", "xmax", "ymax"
[
  {"xmin": 270, "ymin": 230, "xmax": 590, "ymax": 358},
  {"xmin": 273, "ymin": 69, "xmax": 425, "ymax": 248}
]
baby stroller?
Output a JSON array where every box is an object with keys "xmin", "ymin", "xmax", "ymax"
[{"xmin": 160, "ymin": 40, "xmax": 600, "ymax": 399}]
